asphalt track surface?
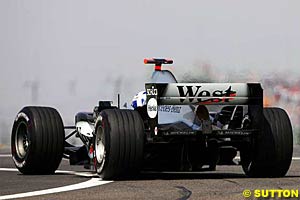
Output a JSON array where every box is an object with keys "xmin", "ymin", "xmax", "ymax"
[{"xmin": 1, "ymin": 146, "xmax": 300, "ymax": 200}]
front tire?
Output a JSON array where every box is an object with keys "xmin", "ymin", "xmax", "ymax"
[
  {"xmin": 95, "ymin": 109, "xmax": 144, "ymax": 179},
  {"xmin": 241, "ymin": 107, "xmax": 293, "ymax": 177},
  {"xmin": 11, "ymin": 106, "xmax": 65, "ymax": 174}
]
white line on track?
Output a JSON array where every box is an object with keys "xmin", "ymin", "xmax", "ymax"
[
  {"xmin": 0, "ymin": 168, "xmax": 112, "ymax": 200},
  {"xmin": 0, "ymin": 154, "xmax": 11, "ymax": 158},
  {"xmin": 0, "ymin": 168, "xmax": 99, "ymax": 178},
  {"xmin": 234, "ymin": 156, "xmax": 300, "ymax": 161}
]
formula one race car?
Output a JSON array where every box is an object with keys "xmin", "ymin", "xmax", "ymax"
[{"xmin": 11, "ymin": 58, "xmax": 293, "ymax": 179}]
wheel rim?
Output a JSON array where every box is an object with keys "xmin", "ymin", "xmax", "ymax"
[
  {"xmin": 15, "ymin": 122, "xmax": 30, "ymax": 159},
  {"xmin": 95, "ymin": 126, "xmax": 106, "ymax": 171}
]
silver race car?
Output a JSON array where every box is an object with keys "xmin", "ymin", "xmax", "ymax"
[{"xmin": 11, "ymin": 58, "xmax": 293, "ymax": 179}]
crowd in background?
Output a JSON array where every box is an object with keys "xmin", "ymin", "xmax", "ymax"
[{"xmin": 263, "ymin": 75, "xmax": 300, "ymax": 144}]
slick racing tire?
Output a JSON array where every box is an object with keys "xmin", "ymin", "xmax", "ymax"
[
  {"xmin": 241, "ymin": 107, "xmax": 293, "ymax": 177},
  {"xmin": 11, "ymin": 106, "xmax": 65, "ymax": 174},
  {"xmin": 95, "ymin": 109, "xmax": 144, "ymax": 180}
]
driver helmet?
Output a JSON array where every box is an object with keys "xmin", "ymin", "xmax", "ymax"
[{"xmin": 131, "ymin": 91, "xmax": 146, "ymax": 109}]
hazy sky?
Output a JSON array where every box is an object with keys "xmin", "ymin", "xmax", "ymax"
[{"xmin": 0, "ymin": 1, "xmax": 299, "ymax": 132}]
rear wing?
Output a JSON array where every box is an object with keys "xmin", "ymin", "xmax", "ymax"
[
  {"xmin": 146, "ymin": 83, "xmax": 262, "ymax": 107},
  {"xmin": 145, "ymin": 83, "xmax": 263, "ymax": 137}
]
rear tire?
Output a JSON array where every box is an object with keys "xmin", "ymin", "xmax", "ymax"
[
  {"xmin": 95, "ymin": 109, "xmax": 144, "ymax": 179},
  {"xmin": 241, "ymin": 107, "xmax": 293, "ymax": 177},
  {"xmin": 11, "ymin": 106, "xmax": 65, "ymax": 174}
]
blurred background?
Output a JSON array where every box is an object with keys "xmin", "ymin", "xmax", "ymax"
[{"xmin": 0, "ymin": 0, "xmax": 299, "ymax": 147}]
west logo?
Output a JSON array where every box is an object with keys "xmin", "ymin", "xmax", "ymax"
[{"xmin": 177, "ymin": 85, "xmax": 236, "ymax": 103}]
